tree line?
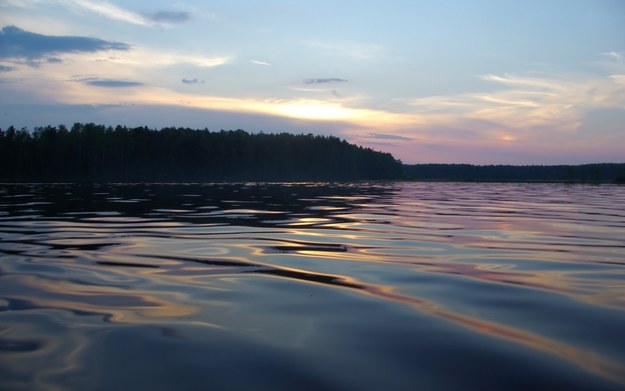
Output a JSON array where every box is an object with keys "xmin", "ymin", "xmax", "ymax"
[
  {"xmin": 0, "ymin": 124, "xmax": 404, "ymax": 181},
  {"xmin": 403, "ymin": 163, "xmax": 625, "ymax": 183}
]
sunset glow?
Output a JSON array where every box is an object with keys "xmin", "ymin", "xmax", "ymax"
[{"xmin": 1, "ymin": 1, "xmax": 624, "ymax": 164}]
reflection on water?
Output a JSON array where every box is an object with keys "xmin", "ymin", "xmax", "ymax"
[{"xmin": 1, "ymin": 182, "xmax": 625, "ymax": 390}]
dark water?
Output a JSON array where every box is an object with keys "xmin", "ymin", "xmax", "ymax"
[{"xmin": 1, "ymin": 182, "xmax": 624, "ymax": 390}]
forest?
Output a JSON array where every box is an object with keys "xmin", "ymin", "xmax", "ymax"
[
  {"xmin": 0, "ymin": 124, "xmax": 403, "ymax": 181},
  {"xmin": 2, "ymin": 123, "xmax": 623, "ymax": 183},
  {"xmin": 404, "ymin": 163, "xmax": 625, "ymax": 183}
]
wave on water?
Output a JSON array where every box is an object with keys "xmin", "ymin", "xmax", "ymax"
[{"xmin": 1, "ymin": 182, "xmax": 625, "ymax": 390}]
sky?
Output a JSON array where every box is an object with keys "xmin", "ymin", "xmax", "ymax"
[{"xmin": 1, "ymin": 0, "xmax": 624, "ymax": 164}]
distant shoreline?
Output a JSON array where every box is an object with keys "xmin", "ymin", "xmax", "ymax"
[
  {"xmin": 403, "ymin": 163, "xmax": 625, "ymax": 184},
  {"xmin": 1, "ymin": 180, "xmax": 622, "ymax": 185}
]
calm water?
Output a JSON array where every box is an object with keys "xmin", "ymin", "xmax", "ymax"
[{"xmin": 1, "ymin": 182, "xmax": 624, "ymax": 390}]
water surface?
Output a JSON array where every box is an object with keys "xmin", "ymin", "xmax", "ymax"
[{"xmin": 1, "ymin": 182, "xmax": 624, "ymax": 390}]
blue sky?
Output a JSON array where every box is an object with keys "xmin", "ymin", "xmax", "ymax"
[{"xmin": 1, "ymin": 0, "xmax": 624, "ymax": 164}]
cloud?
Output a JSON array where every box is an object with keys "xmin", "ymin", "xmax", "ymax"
[
  {"xmin": 602, "ymin": 51, "xmax": 623, "ymax": 61},
  {"xmin": 181, "ymin": 78, "xmax": 204, "ymax": 84},
  {"xmin": 405, "ymin": 69, "xmax": 625, "ymax": 144},
  {"xmin": 0, "ymin": 25, "xmax": 129, "ymax": 60},
  {"xmin": 92, "ymin": 50, "xmax": 230, "ymax": 68},
  {"xmin": 64, "ymin": 0, "xmax": 150, "ymax": 26},
  {"xmin": 146, "ymin": 11, "xmax": 191, "ymax": 24},
  {"xmin": 611, "ymin": 74, "xmax": 625, "ymax": 85},
  {"xmin": 252, "ymin": 60, "xmax": 271, "ymax": 66},
  {"xmin": 62, "ymin": 1, "xmax": 194, "ymax": 26},
  {"xmin": 152, "ymin": 53, "xmax": 230, "ymax": 68},
  {"xmin": 0, "ymin": 64, "xmax": 14, "ymax": 72},
  {"xmin": 304, "ymin": 78, "xmax": 348, "ymax": 84},
  {"xmin": 36, "ymin": 76, "xmax": 418, "ymax": 128},
  {"xmin": 47, "ymin": 57, "xmax": 63, "ymax": 63},
  {"xmin": 364, "ymin": 133, "xmax": 416, "ymax": 141},
  {"xmin": 77, "ymin": 78, "xmax": 143, "ymax": 87}
]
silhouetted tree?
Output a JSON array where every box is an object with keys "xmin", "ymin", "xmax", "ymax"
[{"xmin": 0, "ymin": 124, "xmax": 403, "ymax": 182}]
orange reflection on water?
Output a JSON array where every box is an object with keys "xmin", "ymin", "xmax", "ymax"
[
  {"xmin": 122, "ymin": 235, "xmax": 625, "ymax": 387},
  {"xmin": 0, "ymin": 320, "xmax": 93, "ymax": 391},
  {"xmin": 344, "ymin": 275, "xmax": 625, "ymax": 386},
  {"xmin": 422, "ymin": 261, "xmax": 570, "ymax": 293},
  {"xmin": 4, "ymin": 272, "xmax": 197, "ymax": 323}
]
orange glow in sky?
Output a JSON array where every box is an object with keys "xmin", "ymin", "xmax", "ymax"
[{"xmin": 1, "ymin": 2, "xmax": 624, "ymax": 164}]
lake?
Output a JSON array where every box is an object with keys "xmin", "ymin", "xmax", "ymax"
[{"xmin": 1, "ymin": 182, "xmax": 624, "ymax": 390}]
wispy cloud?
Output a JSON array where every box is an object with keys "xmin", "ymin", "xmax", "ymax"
[
  {"xmin": 31, "ymin": 75, "xmax": 419, "ymax": 128},
  {"xmin": 0, "ymin": 64, "xmax": 14, "ymax": 72},
  {"xmin": 364, "ymin": 133, "xmax": 416, "ymax": 142},
  {"xmin": 480, "ymin": 73, "xmax": 565, "ymax": 92},
  {"xmin": 404, "ymin": 66, "xmax": 625, "ymax": 146},
  {"xmin": 77, "ymin": 77, "xmax": 143, "ymax": 87},
  {"xmin": 181, "ymin": 78, "xmax": 204, "ymax": 84},
  {"xmin": 482, "ymin": 72, "xmax": 625, "ymax": 124},
  {"xmin": 611, "ymin": 74, "xmax": 625, "ymax": 85},
  {"xmin": 252, "ymin": 60, "xmax": 271, "ymax": 66},
  {"xmin": 304, "ymin": 78, "xmax": 348, "ymax": 84},
  {"xmin": 0, "ymin": 0, "xmax": 45, "ymax": 9},
  {"xmin": 166, "ymin": 54, "xmax": 230, "ymax": 68},
  {"xmin": 0, "ymin": 25, "xmax": 129, "ymax": 60},
  {"xmin": 64, "ymin": 0, "xmax": 149, "ymax": 26},
  {"xmin": 146, "ymin": 11, "xmax": 191, "ymax": 24},
  {"xmin": 61, "ymin": 1, "xmax": 193, "ymax": 26},
  {"xmin": 602, "ymin": 51, "xmax": 623, "ymax": 61},
  {"xmin": 93, "ymin": 50, "xmax": 230, "ymax": 68}
]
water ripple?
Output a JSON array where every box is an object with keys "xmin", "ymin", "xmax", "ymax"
[{"xmin": 1, "ymin": 182, "xmax": 624, "ymax": 390}]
